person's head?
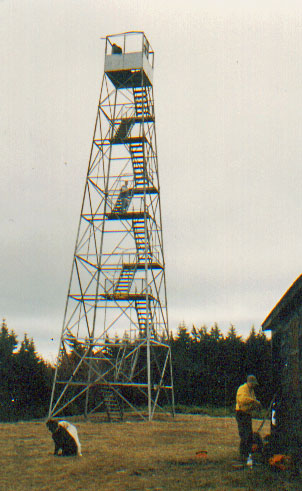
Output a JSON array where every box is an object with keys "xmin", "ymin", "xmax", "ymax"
[
  {"xmin": 46, "ymin": 419, "xmax": 59, "ymax": 433},
  {"xmin": 247, "ymin": 374, "xmax": 259, "ymax": 388}
]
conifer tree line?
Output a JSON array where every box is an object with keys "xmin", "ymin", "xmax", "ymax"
[
  {"xmin": 0, "ymin": 319, "xmax": 272, "ymax": 421},
  {"xmin": 0, "ymin": 320, "xmax": 53, "ymax": 421},
  {"xmin": 170, "ymin": 324, "xmax": 272, "ymax": 409}
]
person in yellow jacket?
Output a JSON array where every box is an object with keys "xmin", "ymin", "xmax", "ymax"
[{"xmin": 235, "ymin": 375, "xmax": 261, "ymax": 462}]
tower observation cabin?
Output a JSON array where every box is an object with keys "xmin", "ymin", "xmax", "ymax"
[
  {"xmin": 49, "ymin": 32, "xmax": 174, "ymax": 422},
  {"xmin": 105, "ymin": 33, "xmax": 154, "ymax": 87}
]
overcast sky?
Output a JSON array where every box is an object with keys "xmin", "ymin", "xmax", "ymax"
[{"xmin": 1, "ymin": 0, "xmax": 302, "ymax": 361}]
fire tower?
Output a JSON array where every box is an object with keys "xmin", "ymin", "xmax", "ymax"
[{"xmin": 49, "ymin": 32, "xmax": 174, "ymax": 421}]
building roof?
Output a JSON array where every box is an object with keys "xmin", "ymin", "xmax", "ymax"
[{"xmin": 262, "ymin": 274, "xmax": 302, "ymax": 331}]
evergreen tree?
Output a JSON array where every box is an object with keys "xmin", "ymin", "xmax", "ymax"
[
  {"xmin": 14, "ymin": 334, "xmax": 53, "ymax": 419},
  {"xmin": 245, "ymin": 326, "xmax": 272, "ymax": 405},
  {"xmin": 0, "ymin": 319, "xmax": 18, "ymax": 420},
  {"xmin": 222, "ymin": 325, "xmax": 246, "ymax": 406},
  {"xmin": 171, "ymin": 325, "xmax": 195, "ymax": 404},
  {"xmin": 0, "ymin": 319, "xmax": 18, "ymax": 358},
  {"xmin": 169, "ymin": 322, "xmax": 272, "ymax": 409}
]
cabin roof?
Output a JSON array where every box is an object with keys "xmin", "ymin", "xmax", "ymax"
[{"xmin": 262, "ymin": 274, "xmax": 302, "ymax": 331}]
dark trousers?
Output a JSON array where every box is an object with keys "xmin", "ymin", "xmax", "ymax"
[{"xmin": 235, "ymin": 410, "xmax": 253, "ymax": 460}]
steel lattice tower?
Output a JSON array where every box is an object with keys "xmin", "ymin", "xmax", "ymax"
[{"xmin": 49, "ymin": 32, "xmax": 174, "ymax": 421}]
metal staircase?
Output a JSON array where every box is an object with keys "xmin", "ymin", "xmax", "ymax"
[
  {"xmin": 112, "ymin": 189, "xmax": 133, "ymax": 213},
  {"xmin": 135, "ymin": 298, "xmax": 154, "ymax": 337},
  {"xmin": 133, "ymin": 87, "xmax": 153, "ymax": 120},
  {"xmin": 132, "ymin": 218, "xmax": 152, "ymax": 262},
  {"xmin": 129, "ymin": 140, "xmax": 149, "ymax": 188},
  {"xmin": 114, "ymin": 265, "xmax": 136, "ymax": 295},
  {"xmin": 111, "ymin": 118, "xmax": 135, "ymax": 143},
  {"xmin": 101, "ymin": 386, "xmax": 123, "ymax": 422}
]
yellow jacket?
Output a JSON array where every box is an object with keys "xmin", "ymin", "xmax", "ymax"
[{"xmin": 236, "ymin": 383, "xmax": 259, "ymax": 414}]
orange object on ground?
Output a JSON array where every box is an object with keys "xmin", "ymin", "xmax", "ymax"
[
  {"xmin": 196, "ymin": 450, "xmax": 207, "ymax": 459},
  {"xmin": 268, "ymin": 454, "xmax": 293, "ymax": 471}
]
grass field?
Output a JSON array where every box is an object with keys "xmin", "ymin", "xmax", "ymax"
[{"xmin": 0, "ymin": 413, "xmax": 300, "ymax": 490}]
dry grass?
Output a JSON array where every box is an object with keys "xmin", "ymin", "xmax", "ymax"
[{"xmin": 0, "ymin": 414, "xmax": 300, "ymax": 490}]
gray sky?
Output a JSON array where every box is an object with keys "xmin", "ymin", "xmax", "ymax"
[{"xmin": 1, "ymin": 0, "xmax": 302, "ymax": 361}]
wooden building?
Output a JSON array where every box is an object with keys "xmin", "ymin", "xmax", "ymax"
[{"xmin": 262, "ymin": 274, "xmax": 302, "ymax": 458}]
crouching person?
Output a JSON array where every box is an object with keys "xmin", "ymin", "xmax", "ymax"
[{"xmin": 46, "ymin": 419, "xmax": 82, "ymax": 457}]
